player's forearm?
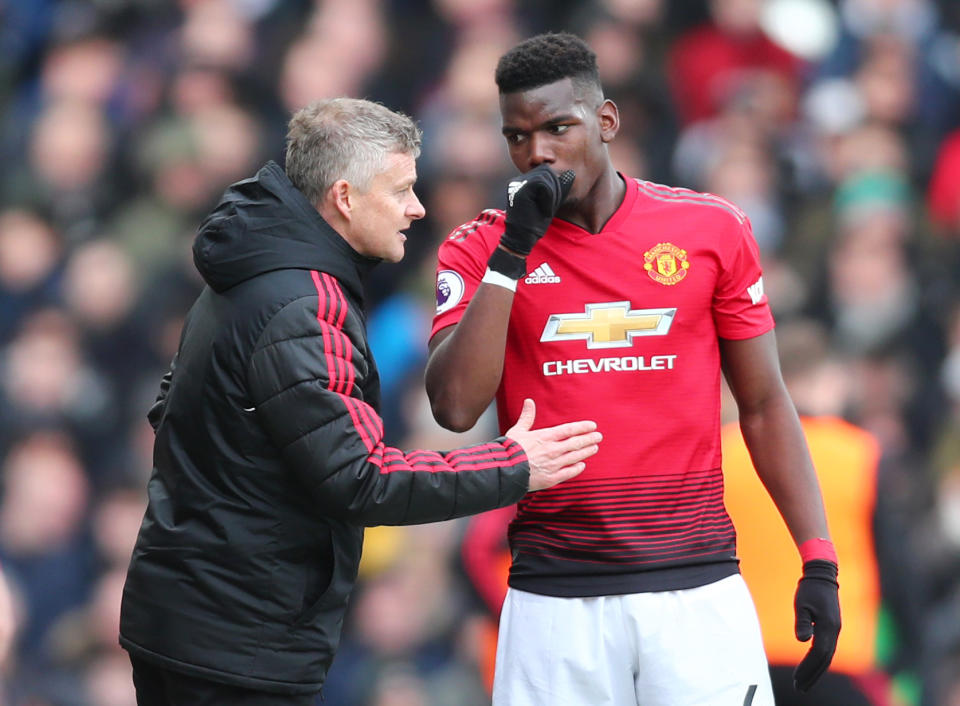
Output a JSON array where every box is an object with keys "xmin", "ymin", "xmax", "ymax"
[
  {"xmin": 426, "ymin": 284, "xmax": 515, "ymax": 431},
  {"xmin": 739, "ymin": 394, "xmax": 831, "ymax": 547}
]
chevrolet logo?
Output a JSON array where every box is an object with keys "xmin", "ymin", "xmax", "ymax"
[{"xmin": 540, "ymin": 302, "xmax": 676, "ymax": 349}]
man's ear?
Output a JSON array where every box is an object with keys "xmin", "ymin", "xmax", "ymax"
[
  {"xmin": 329, "ymin": 179, "xmax": 353, "ymax": 221},
  {"xmin": 599, "ymin": 99, "xmax": 620, "ymax": 144}
]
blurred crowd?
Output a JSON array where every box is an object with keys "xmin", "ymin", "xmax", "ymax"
[{"xmin": 0, "ymin": 0, "xmax": 959, "ymax": 704}]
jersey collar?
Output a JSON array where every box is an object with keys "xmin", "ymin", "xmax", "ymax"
[{"xmin": 550, "ymin": 173, "xmax": 639, "ymax": 239}]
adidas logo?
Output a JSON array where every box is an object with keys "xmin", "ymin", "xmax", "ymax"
[
  {"xmin": 524, "ymin": 262, "xmax": 561, "ymax": 285},
  {"xmin": 507, "ymin": 179, "xmax": 526, "ymax": 207}
]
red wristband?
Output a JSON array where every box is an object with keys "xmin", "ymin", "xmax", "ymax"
[{"xmin": 799, "ymin": 538, "xmax": 838, "ymax": 564}]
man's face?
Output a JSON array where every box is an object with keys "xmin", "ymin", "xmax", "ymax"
[
  {"xmin": 347, "ymin": 151, "xmax": 425, "ymax": 263},
  {"xmin": 499, "ymin": 78, "xmax": 617, "ymax": 203}
]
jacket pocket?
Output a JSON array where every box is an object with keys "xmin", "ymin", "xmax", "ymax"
[
  {"xmin": 294, "ymin": 523, "xmax": 335, "ymax": 618},
  {"xmin": 293, "ymin": 523, "xmax": 361, "ymax": 627}
]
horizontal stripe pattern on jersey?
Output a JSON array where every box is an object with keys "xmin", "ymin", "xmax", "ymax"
[{"xmin": 508, "ymin": 468, "xmax": 738, "ymax": 595}]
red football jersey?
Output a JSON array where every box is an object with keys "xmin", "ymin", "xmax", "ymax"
[{"xmin": 432, "ymin": 176, "xmax": 774, "ymax": 596}]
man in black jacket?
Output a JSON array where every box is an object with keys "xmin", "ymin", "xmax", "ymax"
[{"xmin": 119, "ymin": 97, "xmax": 602, "ymax": 705}]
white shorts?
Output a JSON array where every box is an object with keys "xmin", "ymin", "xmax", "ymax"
[{"xmin": 492, "ymin": 574, "xmax": 774, "ymax": 706}]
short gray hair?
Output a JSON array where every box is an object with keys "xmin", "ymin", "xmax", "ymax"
[{"xmin": 285, "ymin": 98, "xmax": 422, "ymax": 206}]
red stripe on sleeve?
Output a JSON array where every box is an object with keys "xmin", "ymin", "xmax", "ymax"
[
  {"xmin": 314, "ymin": 273, "xmax": 356, "ymax": 395},
  {"xmin": 336, "ymin": 392, "xmax": 375, "ymax": 453},
  {"xmin": 315, "ymin": 271, "xmax": 348, "ymax": 392},
  {"xmin": 311, "ymin": 271, "xmax": 340, "ymax": 391},
  {"xmin": 324, "ymin": 273, "xmax": 348, "ymax": 329},
  {"xmin": 369, "ymin": 441, "xmax": 385, "ymax": 469},
  {"xmin": 377, "ymin": 440, "xmax": 526, "ymax": 475},
  {"xmin": 324, "ymin": 275, "xmax": 355, "ymax": 394},
  {"xmin": 313, "ymin": 271, "xmax": 385, "ymax": 462},
  {"xmin": 352, "ymin": 393, "xmax": 383, "ymax": 440}
]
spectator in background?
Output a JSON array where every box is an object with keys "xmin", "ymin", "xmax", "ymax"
[
  {"xmin": 0, "ymin": 429, "xmax": 95, "ymax": 686},
  {"xmin": 815, "ymin": 0, "xmax": 960, "ymax": 174},
  {"xmin": 670, "ymin": 8, "xmax": 807, "ymax": 256},
  {"xmin": 457, "ymin": 504, "xmax": 514, "ymax": 695},
  {"xmin": 61, "ymin": 241, "xmax": 142, "ymax": 391},
  {"xmin": 571, "ymin": 0, "xmax": 678, "ymax": 182},
  {"xmin": 919, "ymin": 302, "xmax": 960, "ymax": 705},
  {"xmin": 105, "ymin": 117, "xmax": 209, "ymax": 281},
  {"xmin": 784, "ymin": 121, "xmax": 913, "ymax": 290},
  {"xmin": 12, "ymin": 99, "xmax": 115, "ymax": 243},
  {"xmin": 927, "ymin": 127, "xmax": 960, "ymax": 236},
  {"xmin": 723, "ymin": 319, "xmax": 922, "ymax": 706},
  {"xmin": 276, "ymin": 0, "xmax": 389, "ymax": 115},
  {"xmin": 667, "ymin": 0, "xmax": 802, "ymax": 126},
  {"xmin": 0, "ymin": 208, "xmax": 64, "ymax": 345},
  {"xmin": 323, "ymin": 522, "xmax": 490, "ymax": 706},
  {"xmin": 0, "ymin": 309, "xmax": 121, "ymax": 474}
]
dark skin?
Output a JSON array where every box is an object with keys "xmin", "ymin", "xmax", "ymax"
[{"xmin": 425, "ymin": 76, "xmax": 829, "ymax": 547}]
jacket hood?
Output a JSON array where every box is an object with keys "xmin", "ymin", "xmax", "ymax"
[{"xmin": 193, "ymin": 161, "xmax": 378, "ymax": 300}]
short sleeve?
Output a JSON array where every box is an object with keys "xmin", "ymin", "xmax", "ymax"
[
  {"xmin": 712, "ymin": 216, "xmax": 775, "ymax": 340},
  {"xmin": 430, "ymin": 211, "xmax": 503, "ymax": 339}
]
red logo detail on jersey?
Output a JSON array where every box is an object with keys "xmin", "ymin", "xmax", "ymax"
[{"xmin": 643, "ymin": 243, "xmax": 690, "ymax": 285}]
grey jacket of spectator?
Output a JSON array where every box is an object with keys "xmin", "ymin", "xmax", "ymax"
[{"xmin": 118, "ymin": 161, "xmax": 530, "ymax": 694}]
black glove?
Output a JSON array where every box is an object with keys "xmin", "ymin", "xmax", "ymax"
[
  {"xmin": 793, "ymin": 559, "xmax": 841, "ymax": 692},
  {"xmin": 500, "ymin": 165, "xmax": 575, "ymax": 256}
]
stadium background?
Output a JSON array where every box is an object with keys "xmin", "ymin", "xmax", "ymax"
[{"xmin": 1, "ymin": 0, "xmax": 960, "ymax": 703}]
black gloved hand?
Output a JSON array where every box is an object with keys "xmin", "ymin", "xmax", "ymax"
[
  {"xmin": 500, "ymin": 165, "xmax": 575, "ymax": 256},
  {"xmin": 793, "ymin": 559, "xmax": 841, "ymax": 692}
]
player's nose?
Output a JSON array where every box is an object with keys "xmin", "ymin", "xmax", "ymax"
[{"xmin": 527, "ymin": 134, "xmax": 555, "ymax": 169}]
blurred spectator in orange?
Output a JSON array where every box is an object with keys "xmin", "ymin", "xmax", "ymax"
[{"xmin": 723, "ymin": 319, "xmax": 922, "ymax": 706}]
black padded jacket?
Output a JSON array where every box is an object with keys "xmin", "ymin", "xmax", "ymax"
[{"xmin": 118, "ymin": 162, "xmax": 530, "ymax": 694}]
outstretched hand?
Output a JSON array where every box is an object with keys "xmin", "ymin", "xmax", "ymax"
[{"xmin": 505, "ymin": 398, "xmax": 601, "ymax": 491}]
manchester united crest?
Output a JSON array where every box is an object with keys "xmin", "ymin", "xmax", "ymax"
[{"xmin": 643, "ymin": 242, "xmax": 690, "ymax": 285}]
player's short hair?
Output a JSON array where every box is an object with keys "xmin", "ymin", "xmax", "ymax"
[
  {"xmin": 495, "ymin": 33, "xmax": 603, "ymax": 106},
  {"xmin": 285, "ymin": 98, "xmax": 422, "ymax": 206}
]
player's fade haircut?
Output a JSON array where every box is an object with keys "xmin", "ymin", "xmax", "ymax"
[
  {"xmin": 285, "ymin": 97, "xmax": 422, "ymax": 206},
  {"xmin": 495, "ymin": 33, "xmax": 603, "ymax": 107}
]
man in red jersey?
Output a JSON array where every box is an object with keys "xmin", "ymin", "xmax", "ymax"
[{"xmin": 426, "ymin": 33, "xmax": 840, "ymax": 706}]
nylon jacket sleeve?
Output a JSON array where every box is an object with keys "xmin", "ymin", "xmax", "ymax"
[
  {"xmin": 246, "ymin": 293, "xmax": 529, "ymax": 526},
  {"xmin": 147, "ymin": 353, "xmax": 177, "ymax": 432}
]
